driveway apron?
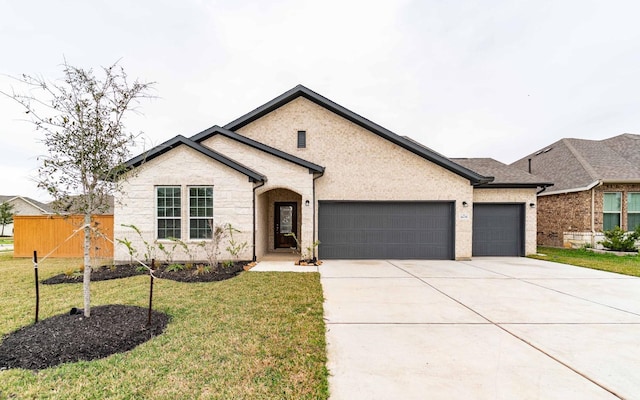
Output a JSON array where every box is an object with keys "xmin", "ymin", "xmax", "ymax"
[{"xmin": 321, "ymin": 258, "xmax": 640, "ymax": 400}]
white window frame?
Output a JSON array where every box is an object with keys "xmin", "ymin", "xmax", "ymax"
[
  {"xmin": 188, "ymin": 186, "xmax": 214, "ymax": 240},
  {"xmin": 156, "ymin": 186, "xmax": 182, "ymax": 239}
]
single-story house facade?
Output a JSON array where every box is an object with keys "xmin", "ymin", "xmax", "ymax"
[
  {"xmin": 511, "ymin": 133, "xmax": 640, "ymax": 248},
  {"xmin": 114, "ymin": 85, "xmax": 550, "ymax": 262},
  {"xmin": 0, "ymin": 195, "xmax": 52, "ymax": 236}
]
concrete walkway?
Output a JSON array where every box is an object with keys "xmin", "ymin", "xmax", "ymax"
[{"xmin": 321, "ymin": 258, "xmax": 640, "ymax": 399}]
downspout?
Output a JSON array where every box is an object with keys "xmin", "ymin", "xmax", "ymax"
[
  {"xmin": 252, "ymin": 179, "xmax": 266, "ymax": 262},
  {"xmin": 591, "ymin": 181, "xmax": 603, "ymax": 248},
  {"xmin": 312, "ymin": 171, "xmax": 325, "ymax": 259}
]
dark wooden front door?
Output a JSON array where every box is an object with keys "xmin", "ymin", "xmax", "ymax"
[{"xmin": 274, "ymin": 202, "xmax": 297, "ymax": 249}]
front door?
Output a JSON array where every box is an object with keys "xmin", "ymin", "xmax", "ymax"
[{"xmin": 274, "ymin": 202, "xmax": 297, "ymax": 249}]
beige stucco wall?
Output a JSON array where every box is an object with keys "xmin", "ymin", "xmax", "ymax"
[
  {"xmin": 235, "ymin": 97, "xmax": 475, "ymax": 259},
  {"xmin": 472, "ymin": 188, "xmax": 538, "ymax": 255},
  {"xmin": 114, "ymin": 145, "xmax": 255, "ymax": 263}
]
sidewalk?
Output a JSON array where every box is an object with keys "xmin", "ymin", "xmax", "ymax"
[{"xmin": 0, "ymin": 244, "xmax": 13, "ymax": 252}]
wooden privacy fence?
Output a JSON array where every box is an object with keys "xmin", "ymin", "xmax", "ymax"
[{"xmin": 14, "ymin": 215, "xmax": 114, "ymax": 258}]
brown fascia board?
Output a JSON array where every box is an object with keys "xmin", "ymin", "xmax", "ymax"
[
  {"xmin": 125, "ymin": 135, "xmax": 266, "ymax": 183},
  {"xmin": 190, "ymin": 125, "xmax": 324, "ymax": 174},
  {"xmin": 223, "ymin": 85, "xmax": 493, "ymax": 185}
]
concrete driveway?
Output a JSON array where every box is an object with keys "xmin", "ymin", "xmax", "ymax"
[{"xmin": 321, "ymin": 258, "xmax": 640, "ymax": 399}]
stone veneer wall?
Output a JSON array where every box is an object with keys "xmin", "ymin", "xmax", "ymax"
[{"xmin": 114, "ymin": 145, "xmax": 255, "ymax": 262}]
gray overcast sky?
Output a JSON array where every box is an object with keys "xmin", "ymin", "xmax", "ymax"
[{"xmin": 2, "ymin": 0, "xmax": 640, "ymax": 201}]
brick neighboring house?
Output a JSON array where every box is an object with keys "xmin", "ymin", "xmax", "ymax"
[
  {"xmin": 0, "ymin": 195, "xmax": 53, "ymax": 235},
  {"xmin": 115, "ymin": 85, "xmax": 550, "ymax": 262},
  {"xmin": 511, "ymin": 133, "xmax": 640, "ymax": 248}
]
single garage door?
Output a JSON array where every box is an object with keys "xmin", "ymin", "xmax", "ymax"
[
  {"xmin": 472, "ymin": 203, "xmax": 524, "ymax": 256},
  {"xmin": 318, "ymin": 201, "xmax": 454, "ymax": 259}
]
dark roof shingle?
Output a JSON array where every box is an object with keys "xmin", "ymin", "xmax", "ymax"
[
  {"xmin": 511, "ymin": 133, "xmax": 640, "ymax": 194},
  {"xmin": 451, "ymin": 158, "xmax": 552, "ymax": 188}
]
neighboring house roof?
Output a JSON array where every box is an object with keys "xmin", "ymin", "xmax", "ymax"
[
  {"xmin": 511, "ymin": 133, "xmax": 640, "ymax": 195},
  {"xmin": 190, "ymin": 125, "xmax": 325, "ymax": 173},
  {"xmin": 48, "ymin": 195, "xmax": 115, "ymax": 215},
  {"xmin": 126, "ymin": 135, "xmax": 266, "ymax": 183},
  {"xmin": 222, "ymin": 84, "xmax": 493, "ymax": 185},
  {"xmin": 0, "ymin": 195, "xmax": 53, "ymax": 214},
  {"xmin": 451, "ymin": 158, "xmax": 553, "ymax": 188}
]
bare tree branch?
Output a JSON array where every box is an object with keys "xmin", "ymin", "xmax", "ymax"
[{"xmin": 2, "ymin": 60, "xmax": 155, "ymax": 317}]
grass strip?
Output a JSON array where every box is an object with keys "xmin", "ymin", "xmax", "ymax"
[
  {"xmin": 0, "ymin": 253, "xmax": 328, "ymax": 399},
  {"xmin": 530, "ymin": 246, "xmax": 640, "ymax": 277}
]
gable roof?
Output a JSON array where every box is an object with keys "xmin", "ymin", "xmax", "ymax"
[
  {"xmin": 47, "ymin": 195, "xmax": 115, "ymax": 215},
  {"xmin": 126, "ymin": 135, "xmax": 266, "ymax": 183},
  {"xmin": 451, "ymin": 158, "xmax": 553, "ymax": 189},
  {"xmin": 0, "ymin": 195, "xmax": 53, "ymax": 214},
  {"xmin": 223, "ymin": 84, "xmax": 493, "ymax": 185},
  {"xmin": 511, "ymin": 133, "xmax": 640, "ymax": 194},
  {"xmin": 190, "ymin": 125, "xmax": 324, "ymax": 173}
]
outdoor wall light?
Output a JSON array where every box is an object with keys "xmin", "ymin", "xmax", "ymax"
[
  {"xmin": 529, "ymin": 203, "xmax": 536, "ymax": 208},
  {"xmin": 305, "ymin": 200, "xmax": 310, "ymax": 206},
  {"xmin": 462, "ymin": 201, "xmax": 468, "ymax": 207}
]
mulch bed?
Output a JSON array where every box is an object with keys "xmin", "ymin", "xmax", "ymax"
[
  {"xmin": 42, "ymin": 261, "xmax": 247, "ymax": 284},
  {"xmin": 0, "ymin": 262, "xmax": 248, "ymax": 371},
  {"xmin": 0, "ymin": 305, "xmax": 169, "ymax": 371}
]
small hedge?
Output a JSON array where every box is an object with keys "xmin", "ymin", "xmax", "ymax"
[{"xmin": 600, "ymin": 226, "xmax": 640, "ymax": 252}]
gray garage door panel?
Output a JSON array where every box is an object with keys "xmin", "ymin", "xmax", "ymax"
[
  {"xmin": 472, "ymin": 204, "xmax": 524, "ymax": 256},
  {"xmin": 319, "ymin": 202, "xmax": 454, "ymax": 260}
]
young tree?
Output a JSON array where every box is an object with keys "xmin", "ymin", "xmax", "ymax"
[
  {"xmin": 2, "ymin": 61, "xmax": 154, "ymax": 317},
  {"xmin": 0, "ymin": 202, "xmax": 14, "ymax": 236}
]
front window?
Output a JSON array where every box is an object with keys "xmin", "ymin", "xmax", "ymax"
[
  {"xmin": 157, "ymin": 186, "xmax": 181, "ymax": 239},
  {"xmin": 189, "ymin": 186, "xmax": 213, "ymax": 239},
  {"xmin": 603, "ymin": 192, "xmax": 621, "ymax": 231},
  {"xmin": 628, "ymin": 193, "xmax": 640, "ymax": 230}
]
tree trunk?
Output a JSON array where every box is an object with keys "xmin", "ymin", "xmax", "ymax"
[
  {"xmin": 83, "ymin": 213, "xmax": 92, "ymax": 317},
  {"xmin": 1, "ymin": 224, "xmax": 4, "ymax": 236}
]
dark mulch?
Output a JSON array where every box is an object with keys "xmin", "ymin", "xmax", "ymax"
[
  {"xmin": 0, "ymin": 305, "xmax": 169, "ymax": 371},
  {"xmin": 42, "ymin": 264, "xmax": 147, "ymax": 284},
  {"xmin": 42, "ymin": 262, "xmax": 247, "ymax": 284}
]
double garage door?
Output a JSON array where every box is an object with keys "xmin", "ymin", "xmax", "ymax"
[
  {"xmin": 318, "ymin": 201, "xmax": 524, "ymax": 259},
  {"xmin": 318, "ymin": 202, "xmax": 454, "ymax": 259}
]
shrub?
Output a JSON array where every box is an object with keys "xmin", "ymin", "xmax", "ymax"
[
  {"xmin": 165, "ymin": 263, "xmax": 185, "ymax": 272},
  {"xmin": 195, "ymin": 264, "xmax": 211, "ymax": 275},
  {"xmin": 600, "ymin": 226, "xmax": 640, "ymax": 252}
]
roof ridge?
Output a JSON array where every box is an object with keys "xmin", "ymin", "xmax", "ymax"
[
  {"xmin": 125, "ymin": 135, "xmax": 266, "ymax": 182},
  {"xmin": 190, "ymin": 125, "xmax": 325, "ymax": 173},
  {"xmin": 223, "ymin": 85, "xmax": 492, "ymax": 185},
  {"xmin": 562, "ymin": 138, "xmax": 600, "ymax": 181}
]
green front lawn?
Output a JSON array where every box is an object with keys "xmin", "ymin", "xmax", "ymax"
[
  {"xmin": 0, "ymin": 253, "xmax": 328, "ymax": 399},
  {"xmin": 0, "ymin": 237, "xmax": 13, "ymax": 245},
  {"xmin": 530, "ymin": 246, "xmax": 640, "ymax": 277}
]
